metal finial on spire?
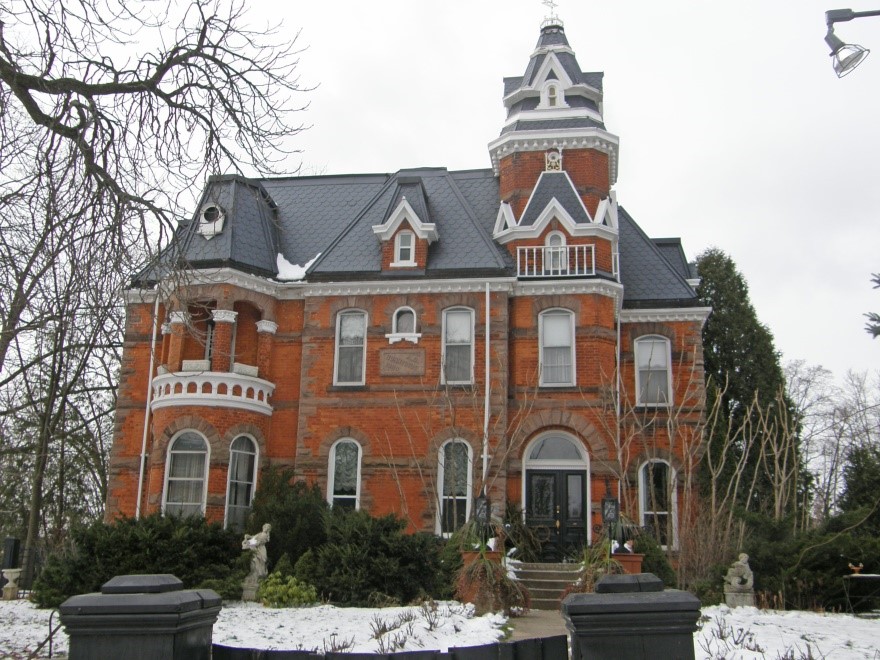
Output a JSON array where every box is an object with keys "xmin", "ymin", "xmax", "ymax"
[{"xmin": 541, "ymin": 0, "xmax": 564, "ymax": 29}]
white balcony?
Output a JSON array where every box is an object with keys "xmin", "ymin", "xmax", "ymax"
[
  {"xmin": 516, "ymin": 245, "xmax": 596, "ymax": 278},
  {"xmin": 151, "ymin": 369, "xmax": 275, "ymax": 415}
]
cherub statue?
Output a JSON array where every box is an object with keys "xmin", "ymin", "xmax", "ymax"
[{"xmin": 724, "ymin": 553, "xmax": 754, "ymax": 592}]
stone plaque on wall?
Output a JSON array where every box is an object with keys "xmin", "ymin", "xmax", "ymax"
[{"xmin": 380, "ymin": 349, "xmax": 426, "ymax": 377}]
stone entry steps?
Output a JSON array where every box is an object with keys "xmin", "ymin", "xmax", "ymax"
[{"xmin": 511, "ymin": 561, "xmax": 584, "ymax": 611}]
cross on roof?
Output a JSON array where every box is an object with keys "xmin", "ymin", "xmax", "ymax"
[{"xmin": 542, "ymin": 0, "xmax": 559, "ymax": 19}]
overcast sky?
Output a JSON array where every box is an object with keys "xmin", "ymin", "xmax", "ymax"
[{"xmin": 243, "ymin": 0, "xmax": 880, "ymax": 380}]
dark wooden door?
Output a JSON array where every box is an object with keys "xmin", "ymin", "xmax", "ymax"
[{"xmin": 526, "ymin": 470, "xmax": 587, "ymax": 562}]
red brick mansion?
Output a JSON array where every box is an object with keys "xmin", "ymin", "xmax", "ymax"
[{"xmin": 106, "ymin": 15, "xmax": 708, "ymax": 561}]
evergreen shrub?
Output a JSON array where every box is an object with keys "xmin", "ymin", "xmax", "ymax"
[
  {"xmin": 257, "ymin": 571, "xmax": 318, "ymax": 607},
  {"xmin": 32, "ymin": 514, "xmax": 244, "ymax": 607},
  {"xmin": 294, "ymin": 508, "xmax": 449, "ymax": 606},
  {"xmin": 246, "ymin": 467, "xmax": 328, "ymax": 571}
]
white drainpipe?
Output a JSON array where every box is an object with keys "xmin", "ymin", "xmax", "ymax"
[{"xmin": 135, "ymin": 288, "xmax": 161, "ymax": 519}]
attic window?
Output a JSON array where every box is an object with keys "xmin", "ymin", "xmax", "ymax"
[
  {"xmin": 392, "ymin": 231, "xmax": 417, "ymax": 267},
  {"xmin": 199, "ymin": 205, "xmax": 225, "ymax": 238}
]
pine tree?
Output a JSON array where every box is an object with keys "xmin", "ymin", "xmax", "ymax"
[{"xmin": 696, "ymin": 248, "xmax": 800, "ymax": 520}]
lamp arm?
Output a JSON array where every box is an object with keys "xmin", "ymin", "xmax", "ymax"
[{"xmin": 827, "ymin": 8, "xmax": 880, "ymax": 26}]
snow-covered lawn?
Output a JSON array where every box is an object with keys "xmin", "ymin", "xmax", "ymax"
[{"xmin": 2, "ymin": 599, "xmax": 880, "ymax": 658}]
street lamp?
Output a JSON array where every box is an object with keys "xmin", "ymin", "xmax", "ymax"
[{"xmin": 825, "ymin": 8, "xmax": 880, "ymax": 77}]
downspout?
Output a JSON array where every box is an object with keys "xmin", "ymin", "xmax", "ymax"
[
  {"xmin": 482, "ymin": 282, "xmax": 491, "ymax": 487},
  {"xmin": 135, "ymin": 287, "xmax": 161, "ymax": 519},
  {"xmin": 615, "ymin": 247, "xmax": 622, "ymax": 502}
]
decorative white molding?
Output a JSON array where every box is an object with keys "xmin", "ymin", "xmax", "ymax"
[
  {"xmin": 169, "ymin": 311, "xmax": 188, "ymax": 325},
  {"xmin": 232, "ymin": 362, "xmax": 259, "ymax": 377},
  {"xmin": 385, "ymin": 332, "xmax": 421, "ymax": 345},
  {"xmin": 372, "ymin": 198, "xmax": 438, "ymax": 243},
  {"xmin": 161, "ymin": 322, "xmax": 171, "ymax": 335},
  {"xmin": 514, "ymin": 279, "xmax": 623, "ymax": 300},
  {"xmin": 306, "ymin": 278, "xmax": 516, "ymax": 297},
  {"xmin": 151, "ymin": 371, "xmax": 275, "ymax": 416},
  {"xmin": 211, "ymin": 309, "xmax": 238, "ymax": 323},
  {"xmin": 488, "ymin": 128, "xmax": 619, "ymax": 185},
  {"xmin": 181, "ymin": 359, "xmax": 210, "ymax": 371},
  {"xmin": 256, "ymin": 319, "xmax": 279, "ymax": 335},
  {"xmin": 620, "ymin": 307, "xmax": 712, "ymax": 325}
]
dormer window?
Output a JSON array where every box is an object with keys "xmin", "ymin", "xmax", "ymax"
[
  {"xmin": 540, "ymin": 80, "xmax": 567, "ymax": 110},
  {"xmin": 198, "ymin": 204, "xmax": 225, "ymax": 238},
  {"xmin": 393, "ymin": 231, "xmax": 416, "ymax": 266},
  {"xmin": 386, "ymin": 306, "xmax": 421, "ymax": 344},
  {"xmin": 548, "ymin": 85, "xmax": 558, "ymax": 107}
]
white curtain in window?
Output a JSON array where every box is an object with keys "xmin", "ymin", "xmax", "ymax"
[
  {"xmin": 337, "ymin": 312, "xmax": 366, "ymax": 382},
  {"xmin": 542, "ymin": 312, "xmax": 572, "ymax": 384},
  {"xmin": 226, "ymin": 436, "xmax": 256, "ymax": 532},
  {"xmin": 444, "ymin": 310, "xmax": 471, "ymax": 382},
  {"xmin": 637, "ymin": 339, "xmax": 670, "ymax": 404},
  {"xmin": 166, "ymin": 433, "xmax": 207, "ymax": 518}
]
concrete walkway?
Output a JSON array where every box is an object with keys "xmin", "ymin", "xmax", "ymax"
[{"xmin": 507, "ymin": 608, "xmax": 569, "ymax": 641}]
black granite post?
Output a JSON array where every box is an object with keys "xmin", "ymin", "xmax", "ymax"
[
  {"xmin": 59, "ymin": 574, "xmax": 221, "ymax": 660},
  {"xmin": 562, "ymin": 573, "xmax": 700, "ymax": 660}
]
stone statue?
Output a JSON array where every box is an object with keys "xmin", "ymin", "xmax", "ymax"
[
  {"xmin": 724, "ymin": 553, "xmax": 755, "ymax": 607},
  {"xmin": 241, "ymin": 523, "xmax": 271, "ymax": 601}
]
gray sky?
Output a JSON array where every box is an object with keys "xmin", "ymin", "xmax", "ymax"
[{"xmin": 245, "ymin": 0, "xmax": 880, "ymax": 380}]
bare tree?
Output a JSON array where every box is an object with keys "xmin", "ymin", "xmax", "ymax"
[
  {"xmin": 0, "ymin": 0, "xmax": 309, "ymax": 374},
  {"xmin": 0, "ymin": 0, "xmax": 309, "ymax": 582}
]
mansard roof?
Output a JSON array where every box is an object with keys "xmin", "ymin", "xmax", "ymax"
[
  {"xmin": 143, "ymin": 168, "xmax": 699, "ymax": 308},
  {"xmin": 309, "ymin": 168, "xmax": 510, "ymax": 278},
  {"xmin": 617, "ymin": 208, "xmax": 701, "ymax": 307},
  {"xmin": 174, "ymin": 175, "xmax": 280, "ymax": 277}
]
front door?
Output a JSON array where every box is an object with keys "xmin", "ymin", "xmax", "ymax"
[{"xmin": 526, "ymin": 470, "xmax": 587, "ymax": 562}]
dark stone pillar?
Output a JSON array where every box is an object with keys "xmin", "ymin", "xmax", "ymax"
[{"xmin": 562, "ymin": 573, "xmax": 700, "ymax": 660}]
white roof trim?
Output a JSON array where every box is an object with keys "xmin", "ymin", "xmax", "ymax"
[
  {"xmin": 620, "ymin": 307, "xmax": 712, "ymax": 326},
  {"xmin": 488, "ymin": 128, "xmax": 619, "ymax": 184},
  {"xmin": 372, "ymin": 197, "xmax": 438, "ymax": 243},
  {"xmin": 493, "ymin": 202, "xmax": 517, "ymax": 235},
  {"xmin": 533, "ymin": 52, "xmax": 574, "ymax": 91},
  {"xmin": 503, "ymin": 105, "xmax": 603, "ymax": 129}
]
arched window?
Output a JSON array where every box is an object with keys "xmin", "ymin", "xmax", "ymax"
[
  {"xmin": 329, "ymin": 439, "xmax": 361, "ymax": 510},
  {"xmin": 547, "ymin": 84, "xmax": 558, "ymax": 107},
  {"xmin": 386, "ymin": 307, "xmax": 420, "ymax": 344},
  {"xmin": 395, "ymin": 308, "xmax": 415, "ymax": 334},
  {"xmin": 394, "ymin": 230, "xmax": 416, "ymax": 265},
  {"xmin": 163, "ymin": 431, "xmax": 209, "ymax": 518},
  {"xmin": 539, "ymin": 309, "xmax": 575, "ymax": 386},
  {"xmin": 640, "ymin": 459, "xmax": 677, "ymax": 549},
  {"xmin": 545, "ymin": 231, "xmax": 566, "ymax": 275},
  {"xmin": 634, "ymin": 336, "xmax": 672, "ymax": 406},
  {"xmin": 442, "ymin": 307, "xmax": 474, "ymax": 384},
  {"xmin": 438, "ymin": 439, "xmax": 472, "ymax": 535},
  {"xmin": 225, "ymin": 435, "xmax": 258, "ymax": 532},
  {"xmin": 335, "ymin": 310, "xmax": 367, "ymax": 385}
]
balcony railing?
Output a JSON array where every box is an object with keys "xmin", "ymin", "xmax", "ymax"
[
  {"xmin": 516, "ymin": 244, "xmax": 595, "ymax": 278},
  {"xmin": 151, "ymin": 369, "xmax": 275, "ymax": 416}
]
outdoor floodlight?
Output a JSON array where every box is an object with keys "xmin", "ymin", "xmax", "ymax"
[{"xmin": 825, "ymin": 8, "xmax": 880, "ymax": 77}]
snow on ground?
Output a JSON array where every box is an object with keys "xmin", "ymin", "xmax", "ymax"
[
  {"xmin": 695, "ymin": 605, "xmax": 880, "ymax": 659},
  {"xmin": 2, "ymin": 599, "xmax": 880, "ymax": 658}
]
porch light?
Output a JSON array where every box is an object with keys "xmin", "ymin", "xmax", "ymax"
[{"xmin": 825, "ymin": 8, "xmax": 880, "ymax": 77}]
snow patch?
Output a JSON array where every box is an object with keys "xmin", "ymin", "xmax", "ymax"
[{"xmin": 276, "ymin": 252, "xmax": 320, "ymax": 281}]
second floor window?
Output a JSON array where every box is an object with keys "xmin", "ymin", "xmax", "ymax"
[
  {"xmin": 635, "ymin": 336, "xmax": 672, "ymax": 405},
  {"xmin": 442, "ymin": 308, "xmax": 473, "ymax": 384},
  {"xmin": 540, "ymin": 310, "xmax": 575, "ymax": 386},
  {"xmin": 335, "ymin": 311, "xmax": 367, "ymax": 385}
]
